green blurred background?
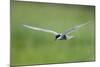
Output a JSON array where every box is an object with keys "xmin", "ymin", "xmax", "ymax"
[{"xmin": 11, "ymin": 1, "xmax": 95, "ymax": 66}]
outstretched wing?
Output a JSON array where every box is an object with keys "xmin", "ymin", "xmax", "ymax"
[
  {"xmin": 63, "ymin": 22, "xmax": 89, "ymax": 35},
  {"xmin": 23, "ymin": 24, "xmax": 59, "ymax": 35}
]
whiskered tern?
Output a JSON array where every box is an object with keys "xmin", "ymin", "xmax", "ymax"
[{"xmin": 23, "ymin": 22, "xmax": 89, "ymax": 40}]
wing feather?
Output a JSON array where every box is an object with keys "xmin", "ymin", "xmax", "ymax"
[
  {"xmin": 63, "ymin": 22, "xmax": 89, "ymax": 35},
  {"xmin": 23, "ymin": 24, "xmax": 58, "ymax": 35}
]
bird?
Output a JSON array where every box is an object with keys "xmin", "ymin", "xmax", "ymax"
[{"xmin": 23, "ymin": 22, "xmax": 89, "ymax": 40}]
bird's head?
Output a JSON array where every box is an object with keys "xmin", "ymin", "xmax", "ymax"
[{"xmin": 55, "ymin": 34, "xmax": 61, "ymax": 40}]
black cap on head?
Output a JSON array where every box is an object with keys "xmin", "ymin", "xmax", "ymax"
[{"xmin": 56, "ymin": 34, "xmax": 61, "ymax": 39}]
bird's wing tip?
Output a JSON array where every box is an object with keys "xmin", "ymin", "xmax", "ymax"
[
  {"xmin": 23, "ymin": 24, "xmax": 29, "ymax": 27},
  {"xmin": 22, "ymin": 24, "xmax": 26, "ymax": 26}
]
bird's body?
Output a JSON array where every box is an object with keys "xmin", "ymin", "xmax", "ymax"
[
  {"xmin": 56, "ymin": 34, "xmax": 66, "ymax": 40},
  {"xmin": 55, "ymin": 34, "xmax": 74, "ymax": 40},
  {"xmin": 23, "ymin": 22, "xmax": 89, "ymax": 40}
]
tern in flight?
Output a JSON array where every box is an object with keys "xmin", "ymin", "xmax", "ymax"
[{"xmin": 23, "ymin": 22, "xmax": 89, "ymax": 40}]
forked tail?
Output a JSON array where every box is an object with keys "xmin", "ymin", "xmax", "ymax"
[{"xmin": 67, "ymin": 35, "xmax": 74, "ymax": 40}]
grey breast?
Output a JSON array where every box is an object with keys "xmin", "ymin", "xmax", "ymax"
[{"xmin": 60, "ymin": 35, "xmax": 67, "ymax": 40}]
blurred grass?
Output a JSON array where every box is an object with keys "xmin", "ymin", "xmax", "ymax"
[{"xmin": 11, "ymin": 1, "xmax": 95, "ymax": 65}]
